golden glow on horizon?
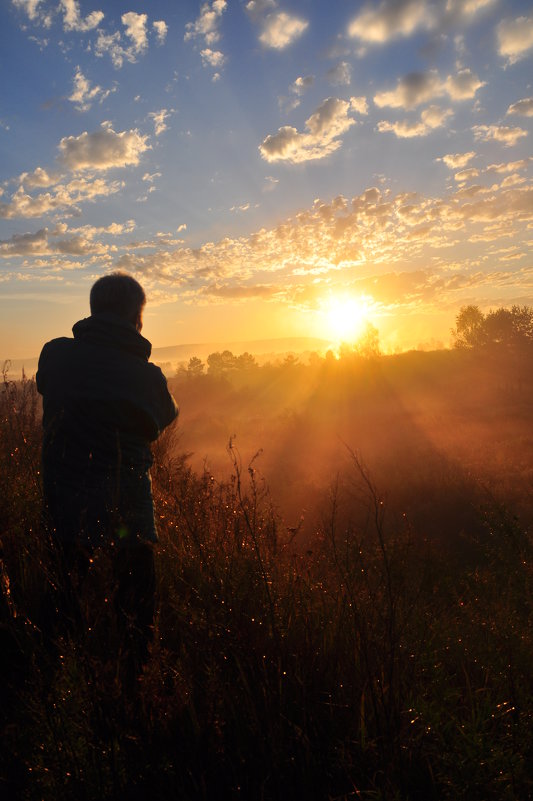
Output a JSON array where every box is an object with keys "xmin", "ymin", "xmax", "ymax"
[{"xmin": 322, "ymin": 294, "xmax": 372, "ymax": 343}]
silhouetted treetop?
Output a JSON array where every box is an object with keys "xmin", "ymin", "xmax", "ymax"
[{"xmin": 452, "ymin": 304, "xmax": 533, "ymax": 349}]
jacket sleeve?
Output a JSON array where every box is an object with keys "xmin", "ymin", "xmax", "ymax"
[{"xmin": 151, "ymin": 366, "xmax": 179, "ymax": 434}]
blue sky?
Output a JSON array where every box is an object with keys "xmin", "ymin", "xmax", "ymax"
[{"xmin": 1, "ymin": 0, "xmax": 533, "ymax": 357}]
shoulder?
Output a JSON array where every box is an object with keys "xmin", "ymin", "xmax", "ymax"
[{"xmin": 39, "ymin": 337, "xmax": 75, "ymax": 359}]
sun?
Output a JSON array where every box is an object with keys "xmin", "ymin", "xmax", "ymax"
[{"xmin": 322, "ymin": 294, "xmax": 370, "ymax": 342}]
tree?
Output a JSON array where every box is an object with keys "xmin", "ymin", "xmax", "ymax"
[
  {"xmin": 356, "ymin": 322, "xmax": 381, "ymax": 359},
  {"xmin": 235, "ymin": 352, "xmax": 257, "ymax": 370},
  {"xmin": 452, "ymin": 304, "xmax": 533, "ymax": 349},
  {"xmin": 207, "ymin": 350, "xmax": 236, "ymax": 374},
  {"xmin": 452, "ymin": 305, "xmax": 486, "ymax": 349},
  {"xmin": 187, "ymin": 356, "xmax": 205, "ymax": 376}
]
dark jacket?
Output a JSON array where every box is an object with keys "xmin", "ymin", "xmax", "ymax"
[{"xmin": 36, "ymin": 313, "xmax": 178, "ymax": 546}]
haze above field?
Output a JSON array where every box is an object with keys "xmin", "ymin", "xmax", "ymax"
[{"xmin": 1, "ymin": 0, "xmax": 532, "ymax": 357}]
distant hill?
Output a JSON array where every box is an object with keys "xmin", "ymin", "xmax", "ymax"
[{"xmin": 2, "ymin": 336, "xmax": 332, "ymax": 378}]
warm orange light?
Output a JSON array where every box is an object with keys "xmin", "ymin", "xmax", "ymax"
[{"xmin": 321, "ymin": 294, "xmax": 371, "ymax": 342}]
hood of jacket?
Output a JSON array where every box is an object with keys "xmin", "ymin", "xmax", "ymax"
[{"xmin": 72, "ymin": 312, "xmax": 152, "ymax": 361}]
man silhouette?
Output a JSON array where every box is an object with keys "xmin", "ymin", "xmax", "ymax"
[{"xmin": 37, "ymin": 272, "xmax": 178, "ymax": 676}]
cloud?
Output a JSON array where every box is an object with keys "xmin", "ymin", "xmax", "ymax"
[
  {"xmin": 95, "ymin": 12, "xmax": 165, "ymax": 68},
  {"xmin": 350, "ymin": 96, "xmax": 369, "ymax": 115},
  {"xmin": 0, "ymin": 220, "xmax": 136, "ymax": 260},
  {"xmin": 86, "ymin": 177, "xmax": 533, "ymax": 327},
  {"xmin": 348, "ymin": 0, "xmax": 495, "ymax": 45},
  {"xmin": 444, "ymin": 68, "xmax": 485, "ymax": 100},
  {"xmin": 348, "ymin": 0, "xmax": 433, "ymax": 44},
  {"xmin": 148, "ymin": 109, "xmax": 173, "ymax": 136},
  {"xmin": 263, "ymin": 176, "xmax": 279, "ymax": 192},
  {"xmin": 374, "ymin": 71, "xmax": 441, "ymax": 109},
  {"xmin": 259, "ymin": 97, "xmax": 357, "ymax": 163},
  {"xmin": 12, "ymin": 0, "xmax": 53, "ymax": 26},
  {"xmin": 17, "ymin": 166, "xmax": 61, "ymax": 188},
  {"xmin": 58, "ymin": 124, "xmax": 150, "ymax": 171},
  {"xmin": 259, "ymin": 11, "xmax": 308, "ymax": 49},
  {"xmin": 378, "ymin": 105, "xmax": 452, "ymax": 138},
  {"xmin": 153, "ymin": 19, "xmax": 167, "ymax": 45},
  {"xmin": 203, "ymin": 283, "xmax": 277, "ymax": 300},
  {"xmin": 68, "ymin": 67, "xmax": 113, "ymax": 112},
  {"xmin": 290, "ymin": 75, "xmax": 314, "ymax": 95},
  {"xmin": 12, "ymin": 0, "xmax": 43, "ymax": 21},
  {"xmin": 438, "ymin": 151, "xmax": 476, "ymax": 169},
  {"xmin": 374, "ymin": 68, "xmax": 484, "ymax": 109},
  {"xmin": 473, "ymin": 124, "xmax": 528, "ymax": 147},
  {"xmin": 497, "ymin": 16, "xmax": 533, "ymax": 64},
  {"xmin": 326, "ymin": 62, "xmax": 352, "ymax": 86},
  {"xmin": 485, "ymin": 160, "xmax": 530, "ymax": 174},
  {"xmin": 122, "ymin": 11, "xmax": 148, "ymax": 53},
  {"xmin": 0, "ymin": 176, "xmax": 123, "ymax": 219},
  {"xmin": 454, "ymin": 168, "xmax": 479, "ymax": 182},
  {"xmin": 507, "ymin": 98, "xmax": 533, "ymax": 118},
  {"xmin": 244, "ymin": 0, "xmax": 276, "ymax": 20},
  {"xmin": 60, "ymin": 0, "xmax": 103, "ymax": 32},
  {"xmin": 185, "ymin": 0, "xmax": 227, "ymax": 46},
  {"xmin": 200, "ymin": 48, "xmax": 225, "ymax": 68}
]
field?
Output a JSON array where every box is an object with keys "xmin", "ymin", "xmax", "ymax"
[{"xmin": 2, "ymin": 346, "xmax": 533, "ymax": 800}]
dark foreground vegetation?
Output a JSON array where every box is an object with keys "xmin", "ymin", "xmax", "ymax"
[{"xmin": 2, "ymin": 338, "xmax": 533, "ymax": 800}]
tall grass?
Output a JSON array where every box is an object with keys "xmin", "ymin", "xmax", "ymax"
[{"xmin": 1, "ymin": 371, "xmax": 533, "ymax": 799}]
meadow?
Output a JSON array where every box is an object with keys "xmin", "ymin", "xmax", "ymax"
[{"xmin": 2, "ymin": 344, "xmax": 533, "ymax": 800}]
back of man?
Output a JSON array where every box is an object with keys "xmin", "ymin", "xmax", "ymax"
[{"xmin": 36, "ymin": 272, "xmax": 178, "ymax": 673}]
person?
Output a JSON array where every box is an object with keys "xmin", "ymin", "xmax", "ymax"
[{"xmin": 36, "ymin": 272, "xmax": 178, "ymax": 678}]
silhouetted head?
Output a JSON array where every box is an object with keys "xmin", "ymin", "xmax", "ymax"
[{"xmin": 90, "ymin": 272, "xmax": 146, "ymax": 331}]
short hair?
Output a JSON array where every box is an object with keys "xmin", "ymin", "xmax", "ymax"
[{"xmin": 90, "ymin": 272, "xmax": 146, "ymax": 324}]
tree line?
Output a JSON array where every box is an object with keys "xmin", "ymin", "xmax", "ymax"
[{"xmin": 452, "ymin": 304, "xmax": 533, "ymax": 349}]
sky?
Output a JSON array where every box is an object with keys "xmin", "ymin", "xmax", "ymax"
[{"xmin": 1, "ymin": 0, "xmax": 533, "ymax": 358}]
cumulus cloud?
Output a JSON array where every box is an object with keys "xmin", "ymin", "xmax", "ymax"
[
  {"xmin": 374, "ymin": 68, "xmax": 484, "ymax": 109},
  {"xmin": 17, "ymin": 167, "xmax": 60, "ymax": 188},
  {"xmin": 0, "ymin": 220, "xmax": 136, "ymax": 259},
  {"xmin": 259, "ymin": 97, "xmax": 356, "ymax": 163},
  {"xmin": 438, "ymin": 152, "xmax": 476, "ymax": 169},
  {"xmin": 153, "ymin": 19, "xmax": 167, "ymax": 44},
  {"xmin": 497, "ymin": 16, "xmax": 533, "ymax": 64},
  {"xmin": 60, "ymin": 0, "xmax": 103, "ymax": 32},
  {"xmin": 185, "ymin": 1, "xmax": 227, "ymax": 75},
  {"xmin": 95, "ymin": 12, "xmax": 165, "ymax": 68},
  {"xmin": 507, "ymin": 98, "xmax": 533, "ymax": 117},
  {"xmin": 185, "ymin": 0, "xmax": 227, "ymax": 46},
  {"xmin": 122, "ymin": 11, "xmax": 148, "ymax": 53},
  {"xmin": 473, "ymin": 124, "xmax": 528, "ymax": 147},
  {"xmin": 0, "ymin": 176, "xmax": 123, "ymax": 219},
  {"xmin": 348, "ymin": 0, "xmax": 495, "ymax": 46},
  {"xmin": 58, "ymin": 124, "xmax": 150, "ymax": 171},
  {"xmin": 444, "ymin": 69, "xmax": 485, "ymax": 100},
  {"xmin": 378, "ymin": 106, "xmax": 452, "ymax": 138},
  {"xmin": 68, "ymin": 67, "xmax": 113, "ymax": 112},
  {"xmin": 201, "ymin": 48, "xmax": 225, "ymax": 68},
  {"xmin": 148, "ymin": 109, "xmax": 173, "ymax": 136},
  {"xmin": 326, "ymin": 62, "xmax": 352, "ymax": 86},
  {"xmin": 350, "ymin": 96, "xmax": 369, "ymax": 115},
  {"xmin": 374, "ymin": 71, "xmax": 441, "ymax": 109},
  {"xmin": 348, "ymin": 0, "xmax": 432, "ymax": 44},
  {"xmin": 259, "ymin": 11, "xmax": 308, "ymax": 49}
]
